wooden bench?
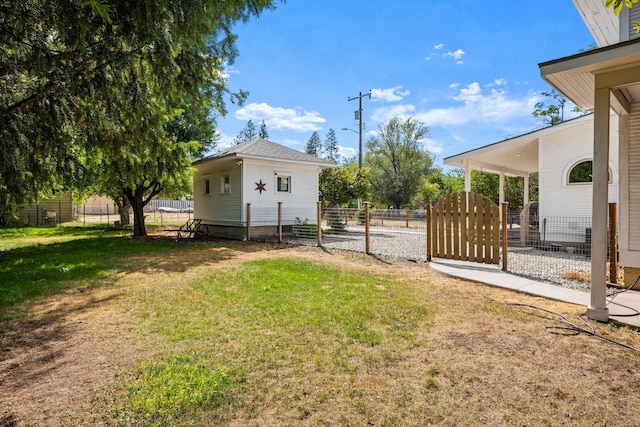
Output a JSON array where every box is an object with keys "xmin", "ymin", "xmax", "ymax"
[{"xmin": 177, "ymin": 219, "xmax": 208, "ymax": 240}]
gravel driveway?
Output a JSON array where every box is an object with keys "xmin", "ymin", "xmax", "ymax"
[{"xmin": 294, "ymin": 225, "xmax": 595, "ymax": 292}]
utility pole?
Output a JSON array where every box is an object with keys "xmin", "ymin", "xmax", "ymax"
[{"xmin": 348, "ymin": 91, "xmax": 371, "ymax": 169}]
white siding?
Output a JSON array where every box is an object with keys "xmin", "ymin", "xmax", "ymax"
[
  {"xmin": 628, "ymin": 103, "xmax": 640, "ymax": 251},
  {"xmin": 538, "ymin": 116, "xmax": 619, "ymax": 242},
  {"xmin": 629, "ymin": 6, "xmax": 640, "ymax": 40},
  {"xmin": 241, "ymin": 158, "xmax": 320, "ymax": 226},
  {"xmin": 193, "ymin": 159, "xmax": 243, "ymax": 225}
]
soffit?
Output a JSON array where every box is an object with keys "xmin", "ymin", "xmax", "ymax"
[
  {"xmin": 443, "ymin": 115, "xmax": 594, "ymax": 176},
  {"xmin": 539, "ymin": 39, "xmax": 640, "ymax": 111}
]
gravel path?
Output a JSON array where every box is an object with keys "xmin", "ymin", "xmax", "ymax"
[{"xmin": 293, "ymin": 225, "xmax": 598, "ymax": 293}]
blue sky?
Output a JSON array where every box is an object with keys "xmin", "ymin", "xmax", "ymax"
[{"xmin": 215, "ymin": 0, "xmax": 596, "ymax": 167}]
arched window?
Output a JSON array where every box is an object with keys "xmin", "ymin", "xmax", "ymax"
[
  {"xmin": 568, "ymin": 160, "xmax": 592, "ymax": 183},
  {"xmin": 567, "ymin": 160, "xmax": 612, "ymax": 184}
]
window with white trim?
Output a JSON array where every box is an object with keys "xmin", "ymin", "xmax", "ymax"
[
  {"xmin": 277, "ymin": 176, "xmax": 291, "ymax": 193},
  {"xmin": 204, "ymin": 179, "xmax": 210, "ymax": 195},
  {"xmin": 567, "ymin": 160, "xmax": 612, "ymax": 184},
  {"xmin": 221, "ymin": 175, "xmax": 230, "ymax": 194}
]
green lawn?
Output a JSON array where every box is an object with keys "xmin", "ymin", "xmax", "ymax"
[
  {"xmin": 3, "ymin": 227, "xmax": 640, "ymax": 426},
  {"xmin": 0, "ymin": 226, "xmax": 179, "ymax": 319}
]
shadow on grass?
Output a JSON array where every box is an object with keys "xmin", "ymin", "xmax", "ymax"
[
  {"xmin": 0, "ymin": 234, "xmax": 288, "ymax": 317},
  {"xmin": 0, "ymin": 292, "xmax": 120, "ymax": 389}
]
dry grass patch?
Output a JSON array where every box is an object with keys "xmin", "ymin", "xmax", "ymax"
[{"xmin": 1, "ymin": 238, "xmax": 640, "ymax": 426}]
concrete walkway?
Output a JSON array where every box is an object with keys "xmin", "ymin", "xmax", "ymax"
[{"xmin": 429, "ymin": 258, "xmax": 640, "ymax": 328}]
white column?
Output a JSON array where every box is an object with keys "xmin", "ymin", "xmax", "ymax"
[
  {"xmin": 523, "ymin": 173, "xmax": 530, "ymax": 206},
  {"xmin": 499, "ymin": 171, "xmax": 505, "ymax": 205},
  {"xmin": 463, "ymin": 159, "xmax": 471, "ymax": 192},
  {"xmin": 588, "ymin": 85, "xmax": 610, "ymax": 322}
]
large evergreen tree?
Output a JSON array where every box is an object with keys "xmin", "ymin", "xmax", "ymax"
[
  {"xmin": 0, "ymin": 0, "xmax": 280, "ymax": 234},
  {"xmin": 305, "ymin": 131, "xmax": 322, "ymax": 157},
  {"xmin": 234, "ymin": 119, "xmax": 258, "ymax": 144},
  {"xmin": 324, "ymin": 128, "xmax": 340, "ymax": 163},
  {"xmin": 259, "ymin": 120, "xmax": 269, "ymax": 139}
]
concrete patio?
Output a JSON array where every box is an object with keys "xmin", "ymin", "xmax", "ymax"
[{"xmin": 429, "ymin": 258, "xmax": 640, "ymax": 328}]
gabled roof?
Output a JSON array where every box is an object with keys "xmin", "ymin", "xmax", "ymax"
[
  {"xmin": 443, "ymin": 113, "xmax": 594, "ymax": 176},
  {"xmin": 193, "ymin": 138, "xmax": 336, "ymax": 168}
]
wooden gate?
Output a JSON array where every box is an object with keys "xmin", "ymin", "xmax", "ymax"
[{"xmin": 427, "ymin": 192, "xmax": 502, "ymax": 265}]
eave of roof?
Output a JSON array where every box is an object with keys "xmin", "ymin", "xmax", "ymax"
[
  {"xmin": 192, "ymin": 138, "xmax": 336, "ymax": 168},
  {"xmin": 443, "ymin": 114, "xmax": 594, "ymax": 175},
  {"xmin": 539, "ymin": 38, "xmax": 640, "ymax": 111}
]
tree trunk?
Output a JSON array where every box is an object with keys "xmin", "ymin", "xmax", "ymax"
[
  {"xmin": 114, "ymin": 197, "xmax": 131, "ymax": 225},
  {"xmin": 127, "ymin": 189, "xmax": 147, "ymax": 237},
  {"xmin": 118, "ymin": 206, "xmax": 131, "ymax": 225}
]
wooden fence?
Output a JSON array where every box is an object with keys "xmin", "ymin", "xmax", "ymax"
[{"xmin": 427, "ymin": 192, "xmax": 506, "ymax": 266}]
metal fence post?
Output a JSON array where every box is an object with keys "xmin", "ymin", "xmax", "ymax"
[
  {"xmin": 365, "ymin": 202, "xmax": 370, "ymax": 254},
  {"xmin": 405, "ymin": 207, "xmax": 409, "ymax": 228},
  {"xmin": 317, "ymin": 201, "xmax": 322, "ymax": 247},
  {"xmin": 501, "ymin": 202, "xmax": 508, "ymax": 272},
  {"xmin": 609, "ymin": 203, "xmax": 617, "ymax": 284},
  {"xmin": 426, "ymin": 204, "xmax": 432, "ymax": 261},
  {"xmin": 278, "ymin": 202, "xmax": 283, "ymax": 243},
  {"xmin": 246, "ymin": 203, "xmax": 251, "ymax": 241}
]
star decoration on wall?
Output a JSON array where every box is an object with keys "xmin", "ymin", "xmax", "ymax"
[{"xmin": 255, "ymin": 179, "xmax": 266, "ymax": 194}]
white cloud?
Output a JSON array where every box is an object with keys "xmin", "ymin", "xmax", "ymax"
[
  {"xmin": 422, "ymin": 137, "xmax": 443, "ymax": 155},
  {"xmin": 444, "ymin": 48, "xmax": 465, "ymax": 65},
  {"xmin": 371, "ymin": 86, "xmax": 410, "ymax": 103},
  {"xmin": 449, "ymin": 83, "xmax": 460, "ymax": 89},
  {"xmin": 235, "ymin": 102, "xmax": 326, "ymax": 132},
  {"xmin": 426, "ymin": 43, "xmax": 444, "ymax": 61},
  {"xmin": 216, "ymin": 130, "xmax": 235, "ymax": 150},
  {"xmin": 364, "ymin": 82, "xmax": 539, "ymax": 137},
  {"xmin": 337, "ymin": 145, "xmax": 357, "ymax": 160},
  {"xmin": 413, "ymin": 82, "xmax": 539, "ymax": 126},
  {"xmin": 370, "ymin": 104, "xmax": 417, "ymax": 123},
  {"xmin": 454, "ymin": 82, "xmax": 482, "ymax": 102},
  {"xmin": 491, "ymin": 78, "xmax": 507, "ymax": 86},
  {"xmin": 281, "ymin": 138, "xmax": 304, "ymax": 149}
]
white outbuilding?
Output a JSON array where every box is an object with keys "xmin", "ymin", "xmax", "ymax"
[{"xmin": 192, "ymin": 138, "xmax": 335, "ymax": 240}]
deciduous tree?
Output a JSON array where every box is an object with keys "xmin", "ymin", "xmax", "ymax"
[
  {"xmin": 365, "ymin": 117, "xmax": 434, "ymax": 208},
  {"xmin": 319, "ymin": 162, "xmax": 371, "ymax": 208}
]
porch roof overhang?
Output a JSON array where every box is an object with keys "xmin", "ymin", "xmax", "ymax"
[
  {"xmin": 443, "ymin": 114, "xmax": 593, "ymax": 176},
  {"xmin": 539, "ymin": 38, "xmax": 640, "ymax": 113}
]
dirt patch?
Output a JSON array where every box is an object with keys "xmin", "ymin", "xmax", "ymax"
[{"xmin": 1, "ymin": 241, "xmax": 639, "ymax": 426}]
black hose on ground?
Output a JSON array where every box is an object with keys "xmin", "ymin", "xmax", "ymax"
[{"xmin": 507, "ymin": 303, "xmax": 640, "ymax": 353}]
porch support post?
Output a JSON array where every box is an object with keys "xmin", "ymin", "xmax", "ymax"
[
  {"xmin": 523, "ymin": 173, "xmax": 530, "ymax": 206},
  {"xmin": 587, "ymin": 84, "xmax": 610, "ymax": 322},
  {"xmin": 499, "ymin": 171, "xmax": 505, "ymax": 205},
  {"xmin": 463, "ymin": 159, "xmax": 471, "ymax": 192}
]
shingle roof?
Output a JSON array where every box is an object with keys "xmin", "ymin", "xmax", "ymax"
[{"xmin": 193, "ymin": 138, "xmax": 335, "ymax": 167}]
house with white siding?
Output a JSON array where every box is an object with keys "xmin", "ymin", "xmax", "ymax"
[
  {"xmin": 192, "ymin": 138, "xmax": 335, "ymax": 240},
  {"xmin": 448, "ymin": 0, "xmax": 640, "ymax": 322},
  {"xmin": 444, "ymin": 112, "xmax": 620, "ymax": 244},
  {"xmin": 538, "ymin": 0, "xmax": 640, "ymax": 321}
]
